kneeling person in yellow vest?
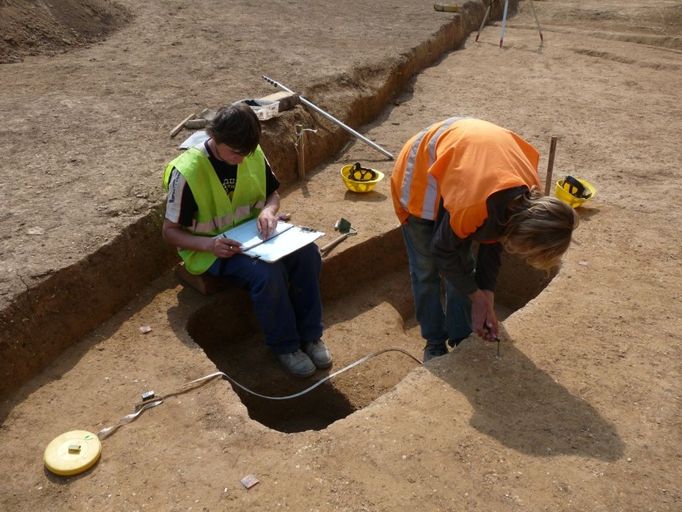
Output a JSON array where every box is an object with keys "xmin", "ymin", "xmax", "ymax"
[
  {"xmin": 162, "ymin": 104, "xmax": 331, "ymax": 377},
  {"xmin": 391, "ymin": 117, "xmax": 578, "ymax": 362}
]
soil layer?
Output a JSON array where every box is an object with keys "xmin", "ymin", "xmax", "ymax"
[{"xmin": 1, "ymin": 1, "xmax": 681, "ymax": 511}]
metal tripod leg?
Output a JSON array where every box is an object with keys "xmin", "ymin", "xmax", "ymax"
[
  {"xmin": 500, "ymin": 0, "xmax": 544, "ymax": 48},
  {"xmin": 478, "ymin": 0, "xmax": 544, "ymax": 48},
  {"xmin": 499, "ymin": 0, "xmax": 509, "ymax": 48},
  {"xmin": 527, "ymin": 0, "xmax": 544, "ymax": 45},
  {"xmin": 475, "ymin": 1, "xmax": 493, "ymax": 43}
]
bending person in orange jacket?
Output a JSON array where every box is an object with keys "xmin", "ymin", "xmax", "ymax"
[{"xmin": 391, "ymin": 117, "xmax": 578, "ymax": 361}]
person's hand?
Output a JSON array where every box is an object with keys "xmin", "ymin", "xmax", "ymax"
[
  {"xmin": 257, "ymin": 207, "xmax": 278, "ymax": 239},
  {"xmin": 211, "ymin": 237, "xmax": 242, "ymax": 258},
  {"xmin": 469, "ymin": 289, "xmax": 498, "ymax": 341}
]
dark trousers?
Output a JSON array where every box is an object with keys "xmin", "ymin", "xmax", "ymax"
[
  {"xmin": 401, "ymin": 216, "xmax": 472, "ymax": 346},
  {"xmin": 207, "ymin": 243, "xmax": 324, "ymax": 354}
]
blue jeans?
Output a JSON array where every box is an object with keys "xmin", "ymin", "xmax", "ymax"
[
  {"xmin": 207, "ymin": 243, "xmax": 323, "ymax": 355},
  {"xmin": 401, "ymin": 215, "xmax": 472, "ymax": 346}
]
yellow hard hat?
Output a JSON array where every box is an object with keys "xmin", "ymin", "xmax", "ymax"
[{"xmin": 555, "ymin": 176, "xmax": 596, "ymax": 208}]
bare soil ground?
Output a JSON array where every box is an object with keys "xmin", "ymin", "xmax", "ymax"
[{"xmin": 1, "ymin": 1, "xmax": 681, "ymax": 511}]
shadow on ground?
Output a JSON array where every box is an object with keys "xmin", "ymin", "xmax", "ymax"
[{"xmin": 427, "ymin": 340, "xmax": 624, "ymax": 461}]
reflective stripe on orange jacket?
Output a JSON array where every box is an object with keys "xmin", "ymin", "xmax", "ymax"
[{"xmin": 391, "ymin": 117, "xmax": 541, "ymax": 238}]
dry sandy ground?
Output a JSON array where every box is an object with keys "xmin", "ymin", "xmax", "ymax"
[{"xmin": 1, "ymin": 1, "xmax": 681, "ymax": 511}]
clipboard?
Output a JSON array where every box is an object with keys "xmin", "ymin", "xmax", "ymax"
[{"xmin": 218, "ymin": 218, "xmax": 324, "ymax": 263}]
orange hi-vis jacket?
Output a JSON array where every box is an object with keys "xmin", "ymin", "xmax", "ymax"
[{"xmin": 391, "ymin": 117, "xmax": 541, "ymax": 239}]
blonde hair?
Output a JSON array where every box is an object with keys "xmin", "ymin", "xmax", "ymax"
[{"xmin": 502, "ymin": 189, "xmax": 579, "ymax": 270}]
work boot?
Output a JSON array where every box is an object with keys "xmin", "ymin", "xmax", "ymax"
[
  {"xmin": 277, "ymin": 350, "xmax": 316, "ymax": 378},
  {"xmin": 303, "ymin": 340, "xmax": 333, "ymax": 369},
  {"xmin": 447, "ymin": 336, "xmax": 467, "ymax": 348},
  {"xmin": 423, "ymin": 341, "xmax": 448, "ymax": 362}
]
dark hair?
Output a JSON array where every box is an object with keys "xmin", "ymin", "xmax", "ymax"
[{"xmin": 207, "ymin": 104, "xmax": 261, "ymax": 155}]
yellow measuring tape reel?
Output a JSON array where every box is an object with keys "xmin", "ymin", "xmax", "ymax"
[
  {"xmin": 44, "ymin": 430, "xmax": 102, "ymax": 476},
  {"xmin": 41, "ymin": 348, "xmax": 424, "ymax": 477}
]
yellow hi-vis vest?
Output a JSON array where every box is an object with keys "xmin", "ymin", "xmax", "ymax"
[
  {"xmin": 391, "ymin": 117, "xmax": 540, "ymax": 238},
  {"xmin": 163, "ymin": 144, "xmax": 267, "ymax": 274}
]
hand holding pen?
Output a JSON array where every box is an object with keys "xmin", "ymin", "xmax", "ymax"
[{"xmin": 211, "ymin": 237, "xmax": 242, "ymax": 258}]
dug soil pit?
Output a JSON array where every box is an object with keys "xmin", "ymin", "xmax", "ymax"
[
  {"xmin": 2, "ymin": 1, "xmax": 681, "ymax": 510},
  {"xmin": 186, "ymin": 237, "xmax": 554, "ymax": 433}
]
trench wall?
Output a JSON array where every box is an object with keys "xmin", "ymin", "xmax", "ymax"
[
  {"xmin": 0, "ymin": 0, "xmax": 514, "ymax": 398},
  {"xmin": 184, "ymin": 227, "xmax": 552, "ymax": 432}
]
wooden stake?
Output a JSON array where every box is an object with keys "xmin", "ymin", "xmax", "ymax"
[
  {"xmin": 297, "ymin": 130, "xmax": 306, "ymax": 181},
  {"xmin": 169, "ymin": 112, "xmax": 196, "ymax": 138},
  {"xmin": 545, "ymin": 136, "xmax": 558, "ymax": 195}
]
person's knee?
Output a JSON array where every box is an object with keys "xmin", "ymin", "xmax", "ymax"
[
  {"xmin": 300, "ymin": 243, "xmax": 321, "ymax": 262},
  {"xmin": 409, "ymin": 259, "xmax": 439, "ymax": 282},
  {"xmin": 250, "ymin": 262, "xmax": 286, "ymax": 292},
  {"xmin": 291, "ymin": 243, "xmax": 321, "ymax": 271}
]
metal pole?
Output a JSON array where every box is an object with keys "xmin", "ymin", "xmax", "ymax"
[
  {"xmin": 545, "ymin": 136, "xmax": 558, "ymax": 196},
  {"xmin": 528, "ymin": 0, "xmax": 544, "ymax": 45},
  {"xmin": 262, "ymin": 75, "xmax": 394, "ymax": 160},
  {"xmin": 475, "ymin": 2, "xmax": 492, "ymax": 43},
  {"xmin": 499, "ymin": 0, "xmax": 509, "ymax": 48}
]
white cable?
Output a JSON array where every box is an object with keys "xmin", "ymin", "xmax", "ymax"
[{"xmin": 97, "ymin": 348, "xmax": 421, "ymax": 439}]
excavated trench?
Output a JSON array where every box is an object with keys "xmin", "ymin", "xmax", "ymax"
[
  {"xmin": 0, "ymin": 0, "xmax": 516, "ymax": 400},
  {"xmin": 187, "ymin": 229, "xmax": 555, "ymax": 433}
]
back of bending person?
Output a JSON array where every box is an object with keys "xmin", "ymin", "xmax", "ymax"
[
  {"xmin": 162, "ymin": 104, "xmax": 331, "ymax": 377},
  {"xmin": 391, "ymin": 117, "xmax": 578, "ymax": 361}
]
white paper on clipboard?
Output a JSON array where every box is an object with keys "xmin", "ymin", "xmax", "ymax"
[{"xmin": 218, "ymin": 218, "xmax": 324, "ymax": 263}]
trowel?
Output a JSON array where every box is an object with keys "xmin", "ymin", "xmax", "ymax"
[{"xmin": 319, "ymin": 218, "xmax": 356, "ymax": 257}]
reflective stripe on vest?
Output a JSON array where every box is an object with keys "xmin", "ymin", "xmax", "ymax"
[
  {"xmin": 163, "ymin": 144, "xmax": 267, "ymax": 274},
  {"xmin": 399, "ymin": 116, "xmax": 465, "ymax": 221}
]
